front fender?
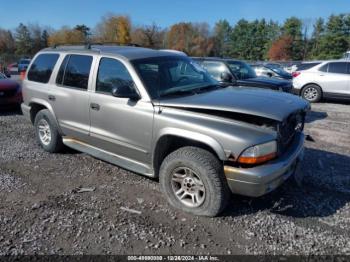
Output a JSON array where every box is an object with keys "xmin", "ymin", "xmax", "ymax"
[{"xmin": 156, "ymin": 127, "xmax": 227, "ymax": 160}]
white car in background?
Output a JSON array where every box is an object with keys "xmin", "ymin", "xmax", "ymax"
[{"xmin": 293, "ymin": 60, "xmax": 350, "ymax": 102}]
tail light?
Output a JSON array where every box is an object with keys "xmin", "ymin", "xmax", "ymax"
[{"xmin": 292, "ymin": 71, "xmax": 301, "ymax": 78}]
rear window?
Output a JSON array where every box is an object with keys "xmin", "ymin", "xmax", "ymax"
[
  {"xmin": 296, "ymin": 62, "xmax": 320, "ymax": 71},
  {"xmin": 56, "ymin": 54, "xmax": 93, "ymax": 90},
  {"xmin": 27, "ymin": 54, "xmax": 59, "ymax": 83}
]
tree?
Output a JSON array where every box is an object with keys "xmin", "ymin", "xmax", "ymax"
[
  {"xmin": 282, "ymin": 17, "xmax": 304, "ymax": 60},
  {"xmin": 74, "ymin": 24, "xmax": 90, "ymax": 43},
  {"xmin": 131, "ymin": 23, "xmax": 165, "ymax": 48},
  {"xmin": 41, "ymin": 30, "xmax": 49, "ymax": 48},
  {"xmin": 48, "ymin": 26, "xmax": 86, "ymax": 46},
  {"xmin": 309, "ymin": 18, "xmax": 325, "ymax": 59},
  {"xmin": 95, "ymin": 14, "xmax": 131, "ymax": 44},
  {"xmin": 15, "ymin": 23, "xmax": 32, "ymax": 56},
  {"xmin": 0, "ymin": 29, "xmax": 15, "ymax": 54},
  {"xmin": 212, "ymin": 19, "xmax": 231, "ymax": 57},
  {"xmin": 268, "ymin": 35, "xmax": 293, "ymax": 60}
]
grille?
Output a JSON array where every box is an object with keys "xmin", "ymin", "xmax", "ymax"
[
  {"xmin": 277, "ymin": 112, "xmax": 305, "ymax": 154},
  {"xmin": 0, "ymin": 89, "xmax": 17, "ymax": 98}
]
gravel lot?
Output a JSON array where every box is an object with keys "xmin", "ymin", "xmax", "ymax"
[{"xmin": 0, "ymin": 101, "xmax": 350, "ymax": 255}]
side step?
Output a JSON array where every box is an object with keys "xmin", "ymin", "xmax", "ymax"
[{"xmin": 62, "ymin": 137, "xmax": 154, "ymax": 177}]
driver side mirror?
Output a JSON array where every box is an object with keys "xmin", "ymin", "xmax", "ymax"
[
  {"xmin": 111, "ymin": 85, "xmax": 140, "ymax": 100},
  {"xmin": 220, "ymin": 72, "xmax": 233, "ymax": 83}
]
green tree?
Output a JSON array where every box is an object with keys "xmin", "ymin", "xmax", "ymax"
[
  {"xmin": 212, "ymin": 19, "xmax": 231, "ymax": 57},
  {"xmin": 309, "ymin": 18, "xmax": 325, "ymax": 58},
  {"xmin": 282, "ymin": 17, "xmax": 304, "ymax": 60},
  {"xmin": 74, "ymin": 24, "xmax": 90, "ymax": 43},
  {"xmin": 317, "ymin": 14, "xmax": 349, "ymax": 59},
  {"xmin": 15, "ymin": 23, "xmax": 32, "ymax": 56}
]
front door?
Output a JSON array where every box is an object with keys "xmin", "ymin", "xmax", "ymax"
[{"xmin": 88, "ymin": 57, "xmax": 154, "ymax": 165}]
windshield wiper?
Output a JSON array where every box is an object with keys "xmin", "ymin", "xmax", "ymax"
[{"xmin": 195, "ymin": 84, "xmax": 224, "ymax": 93}]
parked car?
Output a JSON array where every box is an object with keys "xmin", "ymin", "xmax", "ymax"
[
  {"xmin": 251, "ymin": 64, "xmax": 292, "ymax": 80},
  {"xmin": 18, "ymin": 58, "xmax": 31, "ymax": 72},
  {"xmin": 7, "ymin": 63, "xmax": 18, "ymax": 75},
  {"xmin": 193, "ymin": 57, "xmax": 293, "ymax": 93},
  {"xmin": 22, "ymin": 45, "xmax": 309, "ymax": 216},
  {"xmin": 292, "ymin": 61, "xmax": 322, "ymax": 76},
  {"xmin": 293, "ymin": 60, "xmax": 350, "ymax": 102},
  {"xmin": 343, "ymin": 51, "xmax": 350, "ymax": 60},
  {"xmin": 0, "ymin": 72, "xmax": 22, "ymax": 108}
]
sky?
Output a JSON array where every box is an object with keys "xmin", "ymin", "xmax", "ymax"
[{"xmin": 0, "ymin": 0, "xmax": 349, "ymax": 30}]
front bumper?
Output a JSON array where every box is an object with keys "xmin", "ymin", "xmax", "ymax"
[{"xmin": 224, "ymin": 133, "xmax": 305, "ymax": 197}]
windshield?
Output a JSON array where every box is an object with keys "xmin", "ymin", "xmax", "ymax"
[
  {"xmin": 132, "ymin": 56, "xmax": 218, "ymax": 99},
  {"xmin": 226, "ymin": 61, "xmax": 257, "ymax": 80}
]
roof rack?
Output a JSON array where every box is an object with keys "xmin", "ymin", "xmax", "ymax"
[{"xmin": 52, "ymin": 42, "xmax": 141, "ymax": 49}]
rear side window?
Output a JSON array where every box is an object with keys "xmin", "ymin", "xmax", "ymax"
[
  {"xmin": 56, "ymin": 54, "xmax": 93, "ymax": 90},
  {"xmin": 328, "ymin": 62, "xmax": 348, "ymax": 74},
  {"xmin": 27, "ymin": 54, "xmax": 59, "ymax": 83},
  {"xmin": 297, "ymin": 62, "xmax": 320, "ymax": 71}
]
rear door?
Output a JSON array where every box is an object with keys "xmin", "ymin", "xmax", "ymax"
[
  {"xmin": 48, "ymin": 54, "xmax": 95, "ymax": 140},
  {"xmin": 318, "ymin": 62, "xmax": 349, "ymax": 96}
]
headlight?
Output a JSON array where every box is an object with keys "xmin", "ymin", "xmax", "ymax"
[{"xmin": 238, "ymin": 141, "xmax": 277, "ymax": 164}]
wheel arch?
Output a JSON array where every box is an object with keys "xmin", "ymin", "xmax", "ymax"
[
  {"xmin": 152, "ymin": 128, "xmax": 226, "ymax": 178},
  {"xmin": 29, "ymin": 99, "xmax": 63, "ymax": 134}
]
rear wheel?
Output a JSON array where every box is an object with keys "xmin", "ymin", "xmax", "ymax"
[
  {"xmin": 301, "ymin": 84, "xmax": 322, "ymax": 102},
  {"xmin": 159, "ymin": 146, "xmax": 230, "ymax": 217},
  {"xmin": 34, "ymin": 109, "xmax": 64, "ymax": 153}
]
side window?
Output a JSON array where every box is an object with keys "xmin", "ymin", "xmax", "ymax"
[
  {"xmin": 328, "ymin": 62, "xmax": 348, "ymax": 74},
  {"xmin": 59, "ymin": 55, "xmax": 93, "ymax": 90},
  {"xmin": 202, "ymin": 61, "xmax": 229, "ymax": 80},
  {"xmin": 96, "ymin": 58, "xmax": 134, "ymax": 95},
  {"xmin": 27, "ymin": 54, "xmax": 59, "ymax": 83},
  {"xmin": 319, "ymin": 63, "xmax": 328, "ymax": 72}
]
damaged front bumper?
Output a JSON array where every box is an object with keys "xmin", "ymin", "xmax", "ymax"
[{"xmin": 224, "ymin": 133, "xmax": 305, "ymax": 197}]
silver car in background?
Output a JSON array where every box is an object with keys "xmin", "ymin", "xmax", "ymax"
[{"xmin": 293, "ymin": 60, "xmax": 350, "ymax": 102}]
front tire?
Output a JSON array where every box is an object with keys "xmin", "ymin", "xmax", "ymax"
[
  {"xmin": 159, "ymin": 147, "xmax": 230, "ymax": 217},
  {"xmin": 301, "ymin": 84, "xmax": 322, "ymax": 102},
  {"xmin": 34, "ymin": 109, "xmax": 64, "ymax": 153}
]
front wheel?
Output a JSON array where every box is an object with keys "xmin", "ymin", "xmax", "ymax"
[
  {"xmin": 301, "ymin": 84, "xmax": 322, "ymax": 102},
  {"xmin": 159, "ymin": 147, "xmax": 230, "ymax": 217}
]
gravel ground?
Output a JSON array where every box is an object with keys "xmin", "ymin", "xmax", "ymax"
[{"xmin": 0, "ymin": 101, "xmax": 350, "ymax": 255}]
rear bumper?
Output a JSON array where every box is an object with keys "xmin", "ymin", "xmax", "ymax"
[{"xmin": 224, "ymin": 133, "xmax": 305, "ymax": 197}]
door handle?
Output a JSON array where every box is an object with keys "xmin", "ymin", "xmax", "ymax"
[
  {"xmin": 90, "ymin": 103, "xmax": 100, "ymax": 111},
  {"xmin": 48, "ymin": 95, "xmax": 56, "ymax": 101}
]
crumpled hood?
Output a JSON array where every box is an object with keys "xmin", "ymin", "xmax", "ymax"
[{"xmin": 158, "ymin": 87, "xmax": 309, "ymax": 122}]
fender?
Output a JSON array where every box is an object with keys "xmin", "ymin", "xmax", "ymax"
[
  {"xmin": 29, "ymin": 98, "xmax": 64, "ymax": 135},
  {"xmin": 155, "ymin": 127, "xmax": 227, "ymax": 160}
]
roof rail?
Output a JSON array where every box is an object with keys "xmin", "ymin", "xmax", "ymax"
[{"xmin": 52, "ymin": 42, "xmax": 141, "ymax": 49}]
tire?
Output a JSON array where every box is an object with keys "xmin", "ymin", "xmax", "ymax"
[
  {"xmin": 301, "ymin": 84, "xmax": 322, "ymax": 102},
  {"xmin": 159, "ymin": 146, "xmax": 230, "ymax": 217},
  {"xmin": 34, "ymin": 109, "xmax": 64, "ymax": 153}
]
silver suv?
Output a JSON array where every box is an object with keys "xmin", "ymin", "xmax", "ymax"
[{"xmin": 21, "ymin": 45, "xmax": 309, "ymax": 216}]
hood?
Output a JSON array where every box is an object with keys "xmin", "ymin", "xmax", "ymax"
[
  {"xmin": 0, "ymin": 79, "xmax": 20, "ymax": 91},
  {"xmin": 240, "ymin": 77, "xmax": 291, "ymax": 87},
  {"xmin": 158, "ymin": 87, "xmax": 309, "ymax": 122}
]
